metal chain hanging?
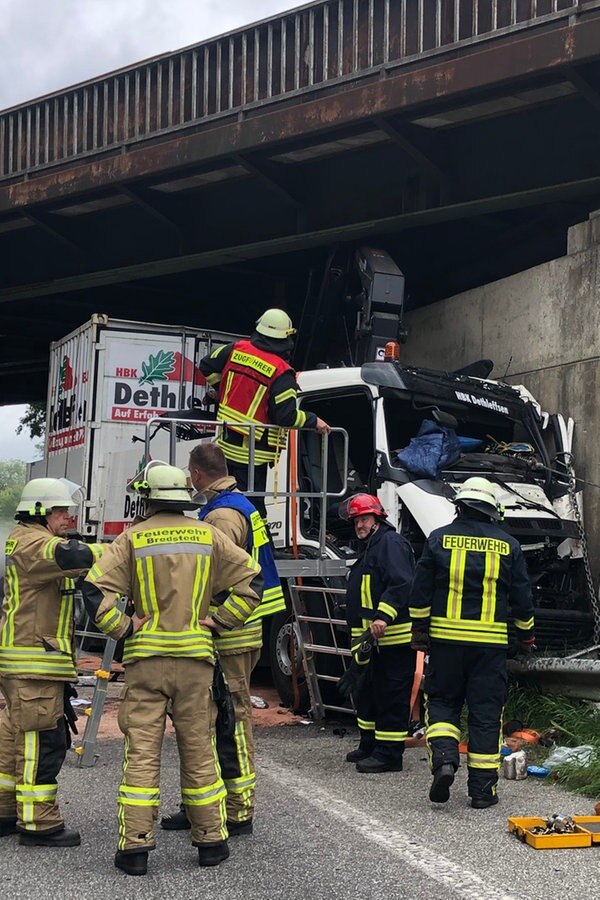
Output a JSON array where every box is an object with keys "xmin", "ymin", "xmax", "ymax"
[{"xmin": 564, "ymin": 453, "xmax": 600, "ymax": 644}]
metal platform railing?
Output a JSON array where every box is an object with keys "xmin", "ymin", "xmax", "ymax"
[
  {"xmin": 1, "ymin": 0, "xmax": 593, "ymax": 180},
  {"xmin": 144, "ymin": 414, "xmax": 349, "ymax": 574}
]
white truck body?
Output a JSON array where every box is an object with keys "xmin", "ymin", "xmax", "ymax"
[{"xmin": 30, "ymin": 315, "xmax": 238, "ymax": 539}]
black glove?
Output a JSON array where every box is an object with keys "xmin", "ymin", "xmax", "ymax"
[
  {"xmin": 63, "ymin": 684, "xmax": 79, "ymax": 736},
  {"xmin": 338, "ymin": 630, "xmax": 374, "ymax": 701},
  {"xmin": 337, "ymin": 664, "xmax": 371, "ymax": 701},
  {"xmin": 411, "ymin": 630, "xmax": 430, "ymax": 652},
  {"xmin": 518, "ymin": 636, "xmax": 537, "ymax": 654},
  {"xmin": 213, "ymin": 657, "xmax": 236, "ymax": 740},
  {"xmin": 351, "ymin": 628, "xmax": 375, "ymax": 665}
]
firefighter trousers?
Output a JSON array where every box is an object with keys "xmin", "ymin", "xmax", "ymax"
[
  {"xmin": 424, "ymin": 642, "xmax": 507, "ymax": 801},
  {"xmin": 355, "ymin": 645, "xmax": 416, "ymax": 763},
  {"xmin": 217, "ymin": 648, "xmax": 261, "ymax": 824},
  {"xmin": 117, "ymin": 656, "xmax": 226, "ymax": 853},
  {"xmin": 0, "ymin": 677, "xmax": 68, "ymax": 833}
]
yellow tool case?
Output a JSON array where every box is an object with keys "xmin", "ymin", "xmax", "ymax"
[{"xmin": 507, "ymin": 816, "xmax": 598, "ymax": 849}]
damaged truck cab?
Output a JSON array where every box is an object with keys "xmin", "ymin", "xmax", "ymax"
[{"xmin": 266, "ymin": 359, "xmax": 593, "ymax": 705}]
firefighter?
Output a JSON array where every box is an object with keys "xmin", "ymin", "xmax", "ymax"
[
  {"xmin": 341, "ymin": 493, "xmax": 416, "ymax": 773},
  {"xmin": 161, "ymin": 442, "xmax": 285, "ymax": 835},
  {"xmin": 80, "ymin": 462, "xmax": 264, "ymax": 876},
  {"xmin": 0, "ymin": 478, "xmax": 102, "ymax": 847},
  {"xmin": 199, "ymin": 308, "xmax": 331, "ymax": 516},
  {"xmin": 409, "ymin": 477, "xmax": 536, "ymax": 808}
]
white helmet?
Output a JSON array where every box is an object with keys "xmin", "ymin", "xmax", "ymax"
[
  {"xmin": 128, "ymin": 460, "xmax": 198, "ymax": 508},
  {"xmin": 454, "ymin": 477, "xmax": 502, "ymax": 520},
  {"xmin": 255, "ymin": 308, "xmax": 296, "ymax": 339},
  {"xmin": 16, "ymin": 477, "xmax": 83, "ymax": 516}
]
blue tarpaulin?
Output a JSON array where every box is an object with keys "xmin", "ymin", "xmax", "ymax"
[{"xmin": 396, "ymin": 420, "xmax": 462, "ymax": 478}]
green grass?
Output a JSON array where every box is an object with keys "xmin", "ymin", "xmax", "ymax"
[{"xmin": 505, "ymin": 682, "xmax": 600, "ymax": 798}]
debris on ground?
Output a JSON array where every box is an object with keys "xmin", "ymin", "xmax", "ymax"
[{"xmin": 251, "ymin": 695, "xmax": 269, "ymax": 709}]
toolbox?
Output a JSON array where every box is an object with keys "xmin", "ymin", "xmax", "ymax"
[
  {"xmin": 507, "ymin": 817, "xmax": 592, "ymax": 849},
  {"xmin": 573, "ymin": 817, "xmax": 600, "ymax": 844}
]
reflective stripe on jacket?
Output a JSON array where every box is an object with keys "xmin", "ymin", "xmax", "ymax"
[
  {"xmin": 217, "ymin": 339, "xmax": 292, "ymax": 463},
  {"xmin": 345, "ymin": 522, "xmax": 415, "ymax": 646},
  {"xmin": 1, "ymin": 523, "xmax": 102, "ymax": 680},
  {"xmin": 81, "ymin": 510, "xmax": 264, "ymax": 665},
  {"xmin": 409, "ymin": 518, "xmax": 535, "ymax": 646}
]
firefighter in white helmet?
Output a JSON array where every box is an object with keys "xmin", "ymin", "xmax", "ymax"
[
  {"xmin": 199, "ymin": 308, "xmax": 331, "ymax": 516},
  {"xmin": 409, "ymin": 477, "xmax": 535, "ymax": 809},
  {"xmin": 0, "ymin": 478, "xmax": 103, "ymax": 846},
  {"xmin": 80, "ymin": 461, "xmax": 264, "ymax": 876}
]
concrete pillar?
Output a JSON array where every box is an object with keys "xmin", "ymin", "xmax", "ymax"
[{"xmin": 402, "ymin": 212, "xmax": 600, "ymax": 573}]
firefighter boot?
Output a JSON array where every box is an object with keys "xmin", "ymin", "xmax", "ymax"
[
  {"xmin": 429, "ymin": 764, "xmax": 455, "ymax": 803},
  {"xmin": 115, "ymin": 850, "xmax": 149, "ymax": 876},
  {"xmin": 160, "ymin": 803, "xmax": 190, "ymax": 831},
  {"xmin": 0, "ymin": 818, "xmax": 18, "ymax": 837},
  {"xmin": 346, "ymin": 732, "xmax": 375, "ymax": 763},
  {"xmin": 196, "ymin": 840, "xmax": 230, "ymax": 867},
  {"xmin": 19, "ymin": 826, "xmax": 81, "ymax": 847},
  {"xmin": 356, "ymin": 754, "xmax": 403, "ymax": 773},
  {"xmin": 471, "ymin": 796, "xmax": 499, "ymax": 810},
  {"xmin": 227, "ymin": 819, "xmax": 253, "ymax": 836}
]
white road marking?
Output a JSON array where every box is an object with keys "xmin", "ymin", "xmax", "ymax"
[{"xmin": 263, "ymin": 760, "xmax": 524, "ymax": 900}]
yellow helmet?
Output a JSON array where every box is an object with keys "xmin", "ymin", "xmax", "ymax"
[
  {"xmin": 16, "ymin": 477, "xmax": 83, "ymax": 516},
  {"xmin": 255, "ymin": 308, "xmax": 296, "ymax": 339},
  {"xmin": 129, "ymin": 461, "xmax": 198, "ymax": 508},
  {"xmin": 454, "ymin": 477, "xmax": 502, "ymax": 520}
]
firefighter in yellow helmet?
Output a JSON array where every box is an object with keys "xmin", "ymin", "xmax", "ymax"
[
  {"xmin": 80, "ymin": 461, "xmax": 264, "ymax": 876},
  {"xmin": 0, "ymin": 478, "xmax": 103, "ymax": 847},
  {"xmin": 161, "ymin": 443, "xmax": 286, "ymax": 836},
  {"xmin": 409, "ymin": 477, "xmax": 535, "ymax": 809},
  {"xmin": 199, "ymin": 308, "xmax": 331, "ymax": 516}
]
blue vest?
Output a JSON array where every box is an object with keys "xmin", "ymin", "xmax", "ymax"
[{"xmin": 199, "ymin": 491, "xmax": 285, "ymax": 622}]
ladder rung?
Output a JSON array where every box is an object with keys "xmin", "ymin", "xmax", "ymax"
[
  {"xmin": 304, "ymin": 643, "xmax": 351, "ymax": 656},
  {"xmin": 296, "ymin": 614, "xmax": 347, "ymax": 626},
  {"xmin": 319, "ymin": 703, "xmax": 354, "ymax": 715}
]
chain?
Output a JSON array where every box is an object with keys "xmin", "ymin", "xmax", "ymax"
[{"xmin": 563, "ymin": 453, "xmax": 600, "ymax": 644}]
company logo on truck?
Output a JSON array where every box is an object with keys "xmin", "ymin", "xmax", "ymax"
[
  {"xmin": 48, "ymin": 353, "xmax": 89, "ymax": 453},
  {"xmin": 454, "ymin": 390, "xmax": 509, "ymax": 416},
  {"xmin": 111, "ymin": 348, "xmax": 205, "ymax": 422}
]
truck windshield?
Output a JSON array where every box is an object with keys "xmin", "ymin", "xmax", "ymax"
[{"xmin": 382, "ymin": 391, "xmax": 543, "ymax": 479}]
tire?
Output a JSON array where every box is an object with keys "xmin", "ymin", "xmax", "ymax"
[{"xmin": 269, "ymin": 607, "xmax": 310, "ymax": 712}]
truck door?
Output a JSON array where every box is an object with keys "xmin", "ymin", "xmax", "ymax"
[{"xmin": 296, "ymin": 387, "xmax": 376, "ymax": 542}]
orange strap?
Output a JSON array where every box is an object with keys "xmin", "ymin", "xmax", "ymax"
[{"xmin": 409, "ymin": 651, "xmax": 425, "ymax": 722}]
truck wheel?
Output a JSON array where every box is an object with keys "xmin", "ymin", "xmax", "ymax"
[
  {"xmin": 269, "ymin": 609, "xmax": 309, "ymax": 712},
  {"xmin": 268, "ymin": 596, "xmax": 347, "ymax": 714}
]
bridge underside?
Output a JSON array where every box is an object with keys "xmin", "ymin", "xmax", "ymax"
[{"xmin": 1, "ymin": 10, "xmax": 600, "ymax": 402}]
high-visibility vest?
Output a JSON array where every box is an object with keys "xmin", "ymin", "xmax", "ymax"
[
  {"xmin": 217, "ymin": 339, "xmax": 292, "ymax": 464},
  {"xmin": 199, "ymin": 491, "xmax": 286, "ymax": 653}
]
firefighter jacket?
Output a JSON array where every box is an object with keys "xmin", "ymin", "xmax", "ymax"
[
  {"xmin": 1, "ymin": 522, "xmax": 103, "ymax": 681},
  {"xmin": 199, "ymin": 477, "xmax": 286, "ymax": 654},
  {"xmin": 409, "ymin": 517, "xmax": 535, "ymax": 646},
  {"xmin": 345, "ymin": 521, "xmax": 416, "ymax": 648},
  {"xmin": 81, "ymin": 510, "xmax": 264, "ymax": 665},
  {"xmin": 199, "ymin": 334, "xmax": 317, "ymax": 465}
]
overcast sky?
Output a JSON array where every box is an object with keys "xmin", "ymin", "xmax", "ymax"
[{"xmin": 0, "ymin": 0, "xmax": 298, "ymax": 462}]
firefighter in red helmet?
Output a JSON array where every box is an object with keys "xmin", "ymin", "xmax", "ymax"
[{"xmin": 340, "ymin": 493, "xmax": 417, "ymax": 773}]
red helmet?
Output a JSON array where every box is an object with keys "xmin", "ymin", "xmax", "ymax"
[{"xmin": 339, "ymin": 493, "xmax": 388, "ymax": 521}]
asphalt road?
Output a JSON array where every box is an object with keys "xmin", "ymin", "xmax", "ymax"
[{"xmin": 2, "ymin": 723, "xmax": 599, "ymax": 900}]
